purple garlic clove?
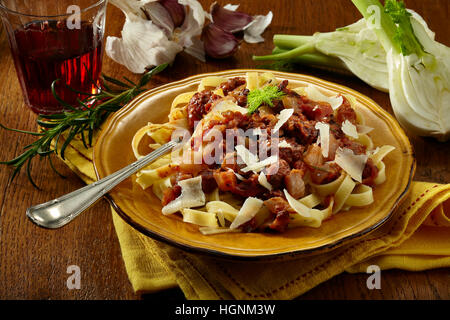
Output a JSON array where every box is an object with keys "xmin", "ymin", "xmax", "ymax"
[
  {"xmin": 160, "ymin": 0, "xmax": 186, "ymax": 28},
  {"xmin": 210, "ymin": 2, "xmax": 253, "ymax": 34},
  {"xmin": 202, "ymin": 23, "xmax": 240, "ymax": 59}
]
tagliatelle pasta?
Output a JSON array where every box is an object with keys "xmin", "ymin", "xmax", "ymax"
[{"xmin": 131, "ymin": 72, "xmax": 394, "ymax": 234}]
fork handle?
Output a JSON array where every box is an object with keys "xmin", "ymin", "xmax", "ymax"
[{"xmin": 26, "ymin": 139, "xmax": 180, "ymax": 229}]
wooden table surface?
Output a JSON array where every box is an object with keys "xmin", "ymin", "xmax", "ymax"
[{"xmin": 0, "ymin": 0, "xmax": 449, "ymax": 300}]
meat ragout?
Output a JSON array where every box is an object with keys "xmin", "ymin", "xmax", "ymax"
[{"xmin": 166, "ymin": 77, "xmax": 378, "ymax": 232}]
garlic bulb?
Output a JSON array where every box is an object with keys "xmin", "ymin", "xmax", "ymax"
[
  {"xmin": 106, "ymin": 0, "xmax": 206, "ymax": 73},
  {"xmin": 106, "ymin": 0, "xmax": 273, "ymax": 71}
]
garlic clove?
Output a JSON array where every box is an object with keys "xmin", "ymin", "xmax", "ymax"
[
  {"xmin": 223, "ymin": 4, "xmax": 240, "ymax": 11},
  {"xmin": 159, "ymin": 0, "xmax": 186, "ymax": 28},
  {"xmin": 243, "ymin": 11, "xmax": 273, "ymax": 44},
  {"xmin": 184, "ymin": 36, "xmax": 206, "ymax": 62},
  {"xmin": 142, "ymin": 1, "xmax": 175, "ymax": 36},
  {"xmin": 202, "ymin": 23, "xmax": 240, "ymax": 59},
  {"xmin": 106, "ymin": 17, "xmax": 182, "ymax": 73},
  {"xmin": 109, "ymin": 0, "xmax": 147, "ymax": 19},
  {"xmin": 177, "ymin": 0, "xmax": 206, "ymax": 49},
  {"xmin": 212, "ymin": 3, "xmax": 273, "ymax": 44},
  {"xmin": 210, "ymin": 2, "xmax": 253, "ymax": 33}
]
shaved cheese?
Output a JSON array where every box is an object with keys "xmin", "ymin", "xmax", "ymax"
[
  {"xmin": 235, "ymin": 172, "xmax": 245, "ymax": 181},
  {"xmin": 334, "ymin": 147, "xmax": 368, "ymax": 183},
  {"xmin": 235, "ymin": 144, "xmax": 278, "ymax": 173},
  {"xmin": 304, "ymin": 85, "xmax": 343, "ymax": 110},
  {"xmin": 258, "ymin": 172, "xmax": 273, "ymax": 191},
  {"xmin": 273, "ymin": 108, "xmax": 294, "ymax": 133},
  {"xmin": 235, "ymin": 144, "xmax": 259, "ymax": 166},
  {"xmin": 315, "ymin": 122, "xmax": 330, "ymax": 158},
  {"xmin": 241, "ymin": 155, "xmax": 278, "ymax": 173},
  {"xmin": 236, "ymin": 173, "xmax": 246, "ymax": 181},
  {"xmin": 278, "ymin": 140, "xmax": 292, "ymax": 148},
  {"xmin": 230, "ymin": 197, "xmax": 263, "ymax": 229},
  {"xmin": 357, "ymin": 124, "xmax": 374, "ymax": 135},
  {"xmin": 283, "ymin": 189, "xmax": 311, "ymax": 218},
  {"xmin": 342, "ymin": 120, "xmax": 359, "ymax": 139},
  {"xmin": 161, "ymin": 176, "xmax": 206, "ymax": 215},
  {"xmin": 227, "ymin": 168, "xmax": 245, "ymax": 181}
]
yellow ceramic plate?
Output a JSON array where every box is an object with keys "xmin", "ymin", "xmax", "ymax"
[{"xmin": 93, "ymin": 70, "xmax": 415, "ymax": 260}]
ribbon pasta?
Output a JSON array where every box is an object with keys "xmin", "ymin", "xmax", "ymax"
[{"xmin": 131, "ymin": 72, "xmax": 395, "ymax": 234}]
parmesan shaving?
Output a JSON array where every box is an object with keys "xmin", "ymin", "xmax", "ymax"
[
  {"xmin": 235, "ymin": 145, "xmax": 259, "ymax": 166},
  {"xmin": 342, "ymin": 120, "xmax": 359, "ymax": 139},
  {"xmin": 230, "ymin": 197, "xmax": 263, "ymax": 229},
  {"xmin": 334, "ymin": 147, "xmax": 368, "ymax": 183},
  {"xmin": 161, "ymin": 176, "xmax": 206, "ymax": 215},
  {"xmin": 315, "ymin": 122, "xmax": 330, "ymax": 158},
  {"xmin": 258, "ymin": 172, "xmax": 273, "ymax": 191},
  {"xmin": 304, "ymin": 85, "xmax": 343, "ymax": 110},
  {"xmin": 241, "ymin": 155, "xmax": 278, "ymax": 173},
  {"xmin": 273, "ymin": 108, "xmax": 294, "ymax": 133},
  {"xmin": 278, "ymin": 140, "xmax": 292, "ymax": 148},
  {"xmin": 228, "ymin": 168, "xmax": 245, "ymax": 181}
]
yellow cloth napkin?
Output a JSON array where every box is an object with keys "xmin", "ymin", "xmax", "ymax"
[{"xmin": 58, "ymin": 135, "xmax": 450, "ymax": 300}]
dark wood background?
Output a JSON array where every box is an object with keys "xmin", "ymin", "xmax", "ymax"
[{"xmin": 0, "ymin": 0, "xmax": 448, "ymax": 300}]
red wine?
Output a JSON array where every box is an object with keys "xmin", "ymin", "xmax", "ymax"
[{"xmin": 10, "ymin": 20, "xmax": 103, "ymax": 114}]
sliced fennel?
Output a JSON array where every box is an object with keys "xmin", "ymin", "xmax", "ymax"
[
  {"xmin": 353, "ymin": 0, "xmax": 450, "ymax": 141},
  {"xmin": 254, "ymin": 0, "xmax": 450, "ymax": 141},
  {"xmin": 255, "ymin": 9, "xmax": 437, "ymax": 94},
  {"xmin": 273, "ymin": 18, "xmax": 389, "ymax": 92},
  {"xmin": 254, "ymin": 16, "xmax": 389, "ymax": 91}
]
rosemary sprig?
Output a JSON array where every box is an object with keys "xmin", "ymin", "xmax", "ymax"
[{"xmin": 0, "ymin": 64, "xmax": 168, "ymax": 188}]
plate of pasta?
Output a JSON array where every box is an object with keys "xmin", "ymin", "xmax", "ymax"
[{"xmin": 93, "ymin": 70, "xmax": 414, "ymax": 259}]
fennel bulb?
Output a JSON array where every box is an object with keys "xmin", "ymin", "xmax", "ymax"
[
  {"xmin": 353, "ymin": 0, "xmax": 450, "ymax": 141},
  {"xmin": 255, "ymin": 0, "xmax": 450, "ymax": 141}
]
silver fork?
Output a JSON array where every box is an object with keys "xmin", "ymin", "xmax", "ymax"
[{"xmin": 26, "ymin": 138, "xmax": 181, "ymax": 229}]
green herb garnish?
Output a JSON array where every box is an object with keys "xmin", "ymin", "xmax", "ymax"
[
  {"xmin": 247, "ymin": 85, "xmax": 285, "ymax": 115},
  {"xmin": 384, "ymin": 0, "xmax": 425, "ymax": 56},
  {"xmin": 0, "ymin": 64, "xmax": 168, "ymax": 188}
]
